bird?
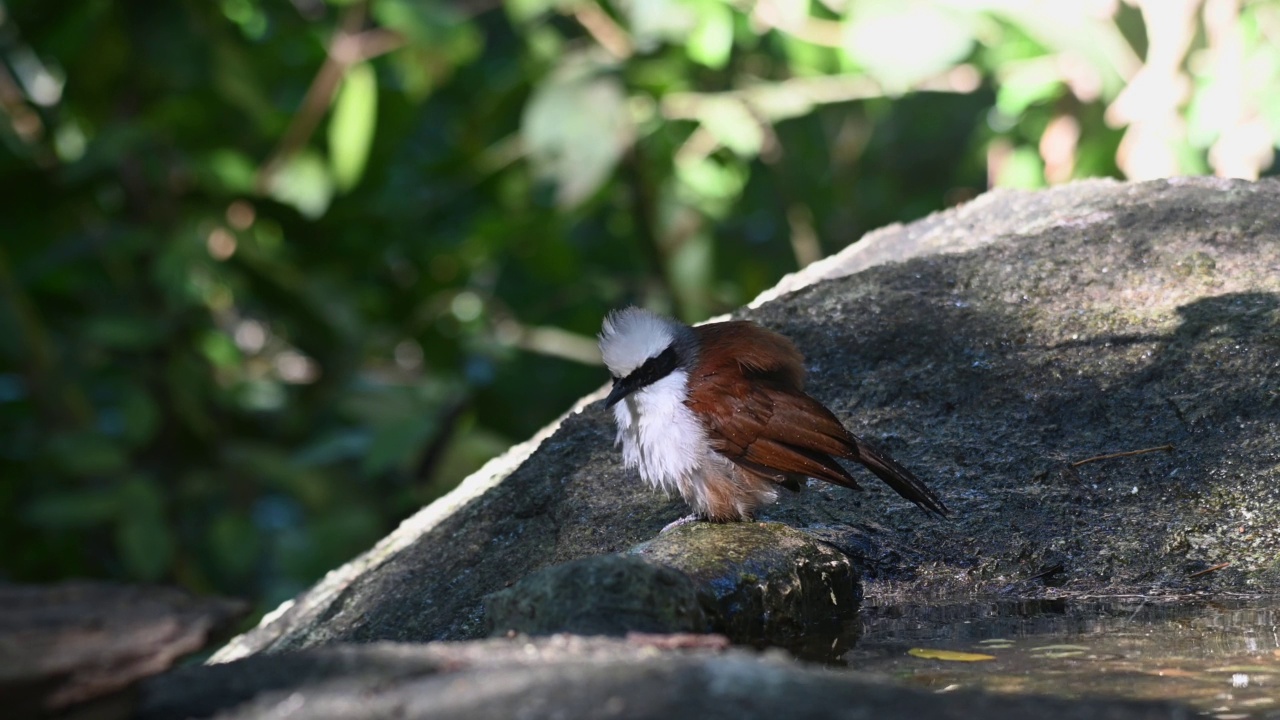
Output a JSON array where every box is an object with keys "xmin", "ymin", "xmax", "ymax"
[{"xmin": 598, "ymin": 306, "xmax": 949, "ymax": 523}]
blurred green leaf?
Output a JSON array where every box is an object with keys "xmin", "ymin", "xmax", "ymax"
[
  {"xmin": 363, "ymin": 414, "xmax": 436, "ymax": 477},
  {"xmin": 626, "ymin": 0, "xmax": 699, "ymax": 50},
  {"xmin": 686, "ymin": 0, "xmax": 735, "ymax": 69},
  {"xmin": 522, "ymin": 55, "xmax": 633, "ymax": 208},
  {"xmin": 200, "ymin": 330, "xmax": 242, "ymax": 369},
  {"xmin": 267, "ymin": 150, "xmax": 334, "ymax": 219},
  {"xmin": 45, "ymin": 432, "xmax": 129, "ymax": 476},
  {"xmin": 995, "ymin": 146, "xmax": 1044, "ymax": 189},
  {"xmin": 675, "ymin": 156, "xmax": 746, "ymax": 208},
  {"xmin": 202, "ymin": 150, "xmax": 257, "ymax": 193},
  {"xmin": 698, "ymin": 97, "xmax": 764, "ymax": 157},
  {"xmin": 294, "ymin": 430, "xmax": 370, "ymax": 467},
  {"xmin": 329, "ymin": 62, "xmax": 379, "ymax": 192},
  {"xmin": 505, "ymin": 0, "xmax": 575, "ymax": 24},
  {"xmin": 84, "ymin": 316, "xmax": 167, "ymax": 350},
  {"xmin": 24, "ymin": 487, "xmax": 120, "ymax": 528},
  {"xmin": 224, "ymin": 442, "xmax": 332, "ymax": 509},
  {"xmin": 117, "ymin": 383, "xmax": 161, "ymax": 447},
  {"xmin": 209, "ymin": 512, "xmax": 261, "ymax": 580},
  {"xmin": 236, "ymin": 378, "xmax": 287, "ymax": 411},
  {"xmin": 997, "ymin": 59, "xmax": 1063, "ymax": 116},
  {"xmin": 115, "ymin": 476, "xmax": 173, "ymax": 581}
]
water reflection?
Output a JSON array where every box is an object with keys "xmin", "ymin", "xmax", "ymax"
[{"xmin": 841, "ymin": 599, "xmax": 1280, "ymax": 719}]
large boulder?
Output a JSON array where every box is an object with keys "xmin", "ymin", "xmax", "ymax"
[{"xmin": 213, "ymin": 177, "xmax": 1280, "ymax": 662}]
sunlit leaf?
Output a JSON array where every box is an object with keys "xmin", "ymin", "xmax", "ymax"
[
  {"xmin": 200, "ymin": 330, "xmax": 241, "ymax": 369},
  {"xmin": 842, "ymin": 0, "xmax": 975, "ymax": 93},
  {"xmin": 698, "ymin": 97, "xmax": 764, "ymax": 157},
  {"xmin": 996, "ymin": 59, "xmax": 1063, "ymax": 116},
  {"xmin": 993, "ymin": 146, "xmax": 1044, "ymax": 189},
  {"xmin": 522, "ymin": 55, "xmax": 633, "ymax": 208},
  {"xmin": 506, "ymin": 0, "xmax": 577, "ymax": 24},
  {"xmin": 329, "ymin": 62, "xmax": 378, "ymax": 192},
  {"xmin": 675, "ymin": 156, "xmax": 747, "ymax": 207},
  {"xmin": 971, "ymin": 0, "xmax": 1136, "ymax": 98},
  {"xmin": 686, "ymin": 0, "xmax": 734, "ymax": 69},
  {"xmin": 203, "ymin": 150, "xmax": 257, "ymax": 193},
  {"xmin": 626, "ymin": 0, "xmax": 699, "ymax": 50},
  {"xmin": 908, "ymin": 648, "xmax": 997, "ymax": 662},
  {"xmin": 266, "ymin": 150, "xmax": 334, "ymax": 219}
]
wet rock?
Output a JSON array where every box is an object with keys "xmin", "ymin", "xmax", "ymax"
[
  {"xmin": 630, "ymin": 522, "xmax": 860, "ymax": 652},
  {"xmin": 483, "ymin": 555, "xmax": 707, "ymax": 636},
  {"xmin": 141, "ymin": 636, "xmax": 1189, "ymax": 720},
  {"xmin": 483, "ymin": 523, "xmax": 859, "ymax": 653}
]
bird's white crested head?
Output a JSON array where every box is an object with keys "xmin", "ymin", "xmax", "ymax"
[{"xmin": 599, "ymin": 306, "xmax": 683, "ymax": 379}]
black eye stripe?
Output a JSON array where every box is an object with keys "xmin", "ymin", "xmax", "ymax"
[{"xmin": 622, "ymin": 346, "xmax": 679, "ymax": 392}]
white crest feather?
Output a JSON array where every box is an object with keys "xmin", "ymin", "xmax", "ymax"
[{"xmin": 598, "ymin": 306, "xmax": 678, "ymax": 378}]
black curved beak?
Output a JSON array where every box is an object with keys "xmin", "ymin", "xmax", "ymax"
[{"xmin": 604, "ymin": 376, "xmax": 634, "ymax": 409}]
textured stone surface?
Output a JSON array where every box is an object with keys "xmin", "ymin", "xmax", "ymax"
[
  {"xmin": 213, "ymin": 177, "xmax": 1280, "ymax": 662},
  {"xmin": 630, "ymin": 522, "xmax": 860, "ymax": 653},
  {"xmin": 483, "ymin": 554, "xmax": 707, "ymax": 636},
  {"xmin": 0, "ymin": 581, "xmax": 246, "ymax": 717},
  {"xmin": 482, "ymin": 523, "xmax": 860, "ymax": 654},
  {"xmin": 143, "ymin": 637, "xmax": 1191, "ymax": 720}
]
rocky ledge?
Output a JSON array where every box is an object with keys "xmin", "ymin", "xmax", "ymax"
[{"xmin": 100, "ymin": 177, "xmax": 1276, "ymax": 720}]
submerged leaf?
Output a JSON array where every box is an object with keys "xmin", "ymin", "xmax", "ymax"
[{"xmin": 908, "ymin": 647, "xmax": 997, "ymax": 662}]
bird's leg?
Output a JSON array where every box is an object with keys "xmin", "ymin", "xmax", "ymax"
[{"xmin": 659, "ymin": 513, "xmax": 703, "ymax": 534}]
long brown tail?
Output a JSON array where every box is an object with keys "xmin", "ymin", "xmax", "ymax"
[{"xmin": 850, "ymin": 436, "xmax": 950, "ymax": 517}]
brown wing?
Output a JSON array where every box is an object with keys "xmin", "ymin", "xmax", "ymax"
[
  {"xmin": 692, "ymin": 321, "xmax": 807, "ymax": 390},
  {"xmin": 687, "ymin": 321, "xmax": 950, "ymax": 517}
]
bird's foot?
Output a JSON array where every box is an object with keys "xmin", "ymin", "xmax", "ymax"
[{"xmin": 659, "ymin": 514, "xmax": 703, "ymax": 534}]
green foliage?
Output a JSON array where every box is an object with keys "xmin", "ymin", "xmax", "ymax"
[{"xmin": 1, "ymin": 0, "xmax": 1275, "ymax": 613}]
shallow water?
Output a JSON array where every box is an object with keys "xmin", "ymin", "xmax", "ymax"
[{"xmin": 840, "ymin": 598, "xmax": 1280, "ymax": 719}]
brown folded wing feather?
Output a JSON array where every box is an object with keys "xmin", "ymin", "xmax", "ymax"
[{"xmin": 687, "ymin": 321, "xmax": 950, "ymax": 517}]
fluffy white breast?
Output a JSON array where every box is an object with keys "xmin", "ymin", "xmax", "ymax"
[
  {"xmin": 599, "ymin": 307, "xmax": 677, "ymax": 378},
  {"xmin": 611, "ymin": 369, "xmax": 710, "ymax": 509}
]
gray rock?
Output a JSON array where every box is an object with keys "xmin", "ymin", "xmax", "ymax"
[
  {"xmin": 483, "ymin": 523, "xmax": 860, "ymax": 654},
  {"xmin": 142, "ymin": 637, "xmax": 1192, "ymax": 720},
  {"xmin": 629, "ymin": 522, "xmax": 861, "ymax": 654},
  {"xmin": 0, "ymin": 581, "xmax": 246, "ymax": 718},
  {"xmin": 213, "ymin": 177, "xmax": 1280, "ymax": 662},
  {"xmin": 483, "ymin": 554, "xmax": 708, "ymax": 636}
]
